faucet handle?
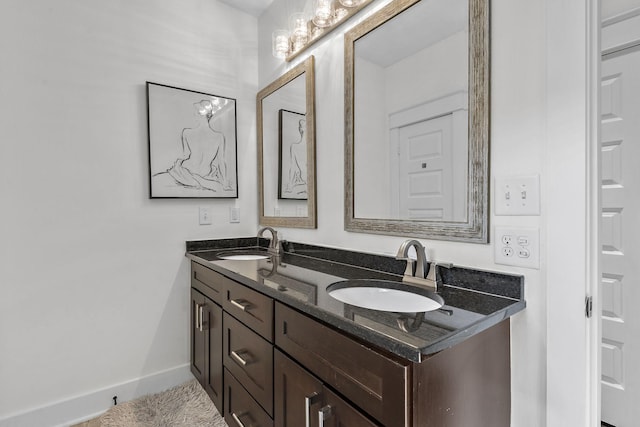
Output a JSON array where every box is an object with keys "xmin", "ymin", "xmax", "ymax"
[{"xmin": 426, "ymin": 262, "xmax": 452, "ymax": 283}]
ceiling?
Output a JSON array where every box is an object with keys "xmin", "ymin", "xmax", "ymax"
[
  {"xmin": 356, "ymin": 0, "xmax": 467, "ymax": 68},
  {"xmin": 219, "ymin": 0, "xmax": 274, "ymax": 17}
]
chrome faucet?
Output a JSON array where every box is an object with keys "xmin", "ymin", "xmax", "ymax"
[
  {"xmin": 258, "ymin": 226, "xmax": 280, "ymax": 255},
  {"xmin": 396, "ymin": 239, "xmax": 451, "ymax": 291},
  {"xmin": 396, "ymin": 239, "xmax": 428, "ymax": 280}
]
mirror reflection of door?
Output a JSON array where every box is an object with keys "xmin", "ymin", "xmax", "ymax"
[
  {"xmin": 395, "ymin": 115, "xmax": 453, "ymax": 220},
  {"xmin": 352, "ymin": 0, "xmax": 469, "ymax": 222},
  {"xmin": 600, "ymin": 10, "xmax": 640, "ymax": 427}
]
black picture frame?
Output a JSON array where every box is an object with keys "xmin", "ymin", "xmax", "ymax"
[{"xmin": 146, "ymin": 81, "xmax": 238, "ymax": 198}]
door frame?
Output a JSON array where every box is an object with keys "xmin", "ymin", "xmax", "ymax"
[{"xmin": 545, "ymin": 0, "xmax": 600, "ymax": 426}]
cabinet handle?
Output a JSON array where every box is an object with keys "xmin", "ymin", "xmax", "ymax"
[
  {"xmin": 194, "ymin": 302, "xmax": 201, "ymax": 330},
  {"xmin": 318, "ymin": 405, "xmax": 332, "ymax": 427},
  {"xmin": 305, "ymin": 392, "xmax": 321, "ymax": 427},
  {"xmin": 231, "ymin": 412, "xmax": 247, "ymax": 427},
  {"xmin": 198, "ymin": 305, "xmax": 205, "ymax": 332},
  {"xmin": 230, "ymin": 350, "xmax": 250, "ymax": 366},
  {"xmin": 230, "ymin": 299, "xmax": 251, "ymax": 312}
]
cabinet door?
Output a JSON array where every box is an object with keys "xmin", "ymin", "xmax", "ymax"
[
  {"xmin": 191, "ymin": 289, "xmax": 206, "ymax": 384},
  {"xmin": 191, "ymin": 288, "xmax": 224, "ymax": 413},
  {"xmin": 320, "ymin": 388, "xmax": 379, "ymax": 427},
  {"xmin": 274, "ymin": 350, "xmax": 323, "ymax": 427},
  {"xmin": 204, "ymin": 301, "xmax": 223, "ymax": 412}
]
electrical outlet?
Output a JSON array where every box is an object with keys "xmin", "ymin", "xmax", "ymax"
[
  {"xmin": 495, "ymin": 175, "xmax": 541, "ymax": 216},
  {"xmin": 199, "ymin": 207, "xmax": 212, "ymax": 225},
  {"xmin": 494, "ymin": 226, "xmax": 539, "ymax": 269}
]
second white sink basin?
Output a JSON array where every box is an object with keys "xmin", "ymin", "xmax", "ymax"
[{"xmin": 327, "ymin": 279, "xmax": 444, "ymax": 313}]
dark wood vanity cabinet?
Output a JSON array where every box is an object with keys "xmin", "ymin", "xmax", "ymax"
[{"xmin": 190, "ymin": 261, "xmax": 511, "ymax": 427}]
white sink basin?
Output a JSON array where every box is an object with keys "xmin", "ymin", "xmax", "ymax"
[
  {"xmin": 327, "ymin": 279, "xmax": 444, "ymax": 313},
  {"xmin": 216, "ymin": 249, "xmax": 270, "ymax": 261}
]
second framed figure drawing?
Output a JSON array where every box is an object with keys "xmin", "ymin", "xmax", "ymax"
[{"xmin": 278, "ymin": 109, "xmax": 307, "ymax": 200}]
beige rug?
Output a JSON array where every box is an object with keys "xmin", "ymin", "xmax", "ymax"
[{"xmin": 95, "ymin": 379, "xmax": 228, "ymax": 426}]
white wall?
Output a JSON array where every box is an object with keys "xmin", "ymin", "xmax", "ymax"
[
  {"xmin": 256, "ymin": 0, "xmax": 590, "ymax": 425},
  {"xmin": 0, "ymin": 0, "xmax": 258, "ymax": 423},
  {"xmin": 353, "ymin": 56, "xmax": 389, "ymax": 218}
]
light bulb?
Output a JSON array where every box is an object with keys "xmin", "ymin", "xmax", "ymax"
[
  {"xmin": 339, "ymin": 0, "xmax": 362, "ymax": 6},
  {"xmin": 313, "ymin": 0, "xmax": 334, "ymax": 28},
  {"xmin": 272, "ymin": 29, "xmax": 289, "ymax": 59}
]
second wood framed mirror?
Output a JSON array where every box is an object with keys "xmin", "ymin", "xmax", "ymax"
[{"xmin": 258, "ymin": 56, "xmax": 317, "ymax": 229}]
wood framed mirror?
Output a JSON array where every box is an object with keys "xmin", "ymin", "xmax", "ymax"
[
  {"xmin": 258, "ymin": 56, "xmax": 317, "ymax": 228},
  {"xmin": 344, "ymin": 0, "xmax": 489, "ymax": 242}
]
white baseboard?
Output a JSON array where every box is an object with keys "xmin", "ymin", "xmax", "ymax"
[{"xmin": 0, "ymin": 364, "xmax": 193, "ymax": 427}]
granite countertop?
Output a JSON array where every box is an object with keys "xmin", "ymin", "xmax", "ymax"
[{"xmin": 186, "ymin": 238, "xmax": 526, "ymax": 363}]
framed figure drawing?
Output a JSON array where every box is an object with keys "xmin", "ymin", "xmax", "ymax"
[
  {"xmin": 278, "ymin": 109, "xmax": 308, "ymax": 200},
  {"xmin": 146, "ymin": 82, "xmax": 238, "ymax": 198}
]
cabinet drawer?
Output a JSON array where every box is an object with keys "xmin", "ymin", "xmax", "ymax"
[
  {"xmin": 224, "ymin": 278, "xmax": 274, "ymax": 341},
  {"xmin": 275, "ymin": 303, "xmax": 410, "ymax": 427},
  {"xmin": 191, "ymin": 261, "xmax": 224, "ymax": 305},
  {"xmin": 322, "ymin": 387, "xmax": 380, "ymax": 427},
  {"xmin": 224, "ymin": 312, "xmax": 274, "ymax": 416},
  {"xmin": 224, "ymin": 369, "xmax": 274, "ymax": 427}
]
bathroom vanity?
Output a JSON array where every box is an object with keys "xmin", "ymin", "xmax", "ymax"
[{"xmin": 186, "ymin": 238, "xmax": 525, "ymax": 427}]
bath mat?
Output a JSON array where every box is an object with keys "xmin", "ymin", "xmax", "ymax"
[{"xmin": 98, "ymin": 379, "xmax": 227, "ymax": 426}]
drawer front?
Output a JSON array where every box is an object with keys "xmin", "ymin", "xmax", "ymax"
[
  {"xmin": 224, "ymin": 278, "xmax": 274, "ymax": 341},
  {"xmin": 224, "ymin": 369, "xmax": 274, "ymax": 427},
  {"xmin": 192, "ymin": 261, "xmax": 224, "ymax": 305},
  {"xmin": 275, "ymin": 303, "xmax": 410, "ymax": 427},
  {"xmin": 224, "ymin": 312, "xmax": 274, "ymax": 416},
  {"xmin": 322, "ymin": 387, "xmax": 380, "ymax": 427}
]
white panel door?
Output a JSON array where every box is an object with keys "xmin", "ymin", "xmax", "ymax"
[
  {"xmin": 397, "ymin": 114, "xmax": 453, "ymax": 220},
  {"xmin": 601, "ymin": 47, "xmax": 640, "ymax": 427}
]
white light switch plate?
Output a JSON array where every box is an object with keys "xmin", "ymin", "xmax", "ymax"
[
  {"xmin": 494, "ymin": 226, "xmax": 540, "ymax": 269},
  {"xmin": 199, "ymin": 207, "xmax": 212, "ymax": 225},
  {"xmin": 229, "ymin": 207, "xmax": 240, "ymax": 223},
  {"xmin": 495, "ymin": 175, "xmax": 541, "ymax": 216}
]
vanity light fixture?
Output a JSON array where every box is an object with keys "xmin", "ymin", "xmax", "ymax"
[{"xmin": 271, "ymin": 0, "xmax": 373, "ymax": 60}]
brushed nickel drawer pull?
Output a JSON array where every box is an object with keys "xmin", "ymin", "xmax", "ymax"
[
  {"xmin": 194, "ymin": 302, "xmax": 200, "ymax": 330},
  {"xmin": 305, "ymin": 392, "xmax": 321, "ymax": 427},
  {"xmin": 230, "ymin": 350, "xmax": 250, "ymax": 366},
  {"xmin": 231, "ymin": 412, "xmax": 247, "ymax": 427},
  {"xmin": 230, "ymin": 299, "xmax": 251, "ymax": 312},
  {"xmin": 198, "ymin": 305, "xmax": 205, "ymax": 332},
  {"xmin": 319, "ymin": 405, "xmax": 332, "ymax": 427}
]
